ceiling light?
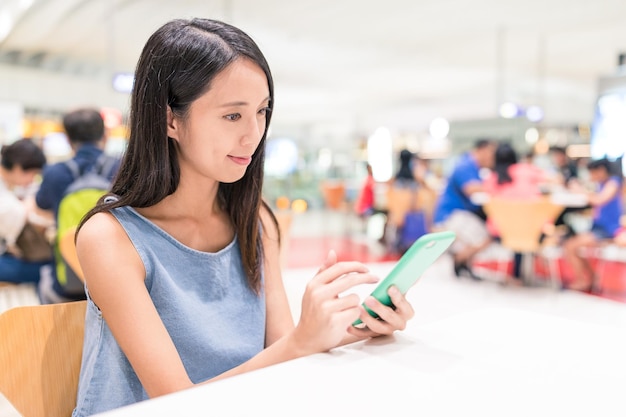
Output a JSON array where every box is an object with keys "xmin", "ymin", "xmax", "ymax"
[
  {"xmin": 429, "ymin": 117, "xmax": 450, "ymax": 140},
  {"xmin": 525, "ymin": 128, "xmax": 539, "ymax": 145},
  {"xmin": 526, "ymin": 106, "xmax": 544, "ymax": 122},
  {"xmin": 499, "ymin": 102, "xmax": 519, "ymax": 119}
]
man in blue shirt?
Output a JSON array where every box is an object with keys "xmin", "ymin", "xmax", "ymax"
[
  {"xmin": 434, "ymin": 139, "xmax": 496, "ymax": 280},
  {"xmin": 36, "ymin": 108, "xmax": 120, "ymax": 303}
]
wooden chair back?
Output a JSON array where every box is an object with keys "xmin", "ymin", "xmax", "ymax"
[
  {"xmin": 483, "ymin": 197, "xmax": 563, "ymax": 253},
  {"xmin": 0, "ymin": 300, "xmax": 87, "ymax": 417}
]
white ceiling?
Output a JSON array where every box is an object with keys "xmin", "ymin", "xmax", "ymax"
[{"xmin": 1, "ymin": 0, "xmax": 626, "ymax": 140}]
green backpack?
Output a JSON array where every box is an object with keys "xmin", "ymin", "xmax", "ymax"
[{"xmin": 55, "ymin": 154, "xmax": 118, "ymax": 296}]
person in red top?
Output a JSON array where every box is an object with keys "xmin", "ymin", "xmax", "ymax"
[
  {"xmin": 355, "ymin": 163, "xmax": 376, "ymax": 217},
  {"xmin": 483, "ymin": 144, "xmax": 548, "ymax": 202},
  {"xmin": 483, "ymin": 143, "xmax": 549, "ymax": 235}
]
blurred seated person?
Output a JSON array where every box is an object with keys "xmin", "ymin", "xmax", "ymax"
[
  {"xmin": 549, "ymin": 145, "xmax": 579, "ymax": 188},
  {"xmin": 562, "ymin": 158, "xmax": 623, "ymax": 292},
  {"xmin": 614, "ymin": 226, "xmax": 626, "ymax": 247},
  {"xmin": 393, "ymin": 149, "xmax": 418, "ymax": 188},
  {"xmin": 433, "ymin": 139, "xmax": 496, "ymax": 280},
  {"xmin": 483, "ymin": 143, "xmax": 548, "ymax": 201},
  {"xmin": 549, "ymin": 147, "xmax": 593, "ymax": 238},
  {"xmin": 0, "ymin": 139, "xmax": 53, "ymax": 285},
  {"xmin": 354, "ymin": 163, "xmax": 376, "ymax": 217},
  {"xmin": 483, "ymin": 142, "xmax": 549, "ymax": 282}
]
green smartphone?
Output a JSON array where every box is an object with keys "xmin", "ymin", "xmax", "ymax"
[{"xmin": 353, "ymin": 230, "xmax": 456, "ymax": 326}]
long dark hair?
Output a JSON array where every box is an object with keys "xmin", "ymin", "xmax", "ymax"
[
  {"xmin": 79, "ymin": 18, "xmax": 276, "ymax": 293},
  {"xmin": 494, "ymin": 142, "xmax": 517, "ymax": 184}
]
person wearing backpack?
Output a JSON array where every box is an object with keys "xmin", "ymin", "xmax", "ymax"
[{"xmin": 35, "ymin": 108, "xmax": 120, "ymax": 303}]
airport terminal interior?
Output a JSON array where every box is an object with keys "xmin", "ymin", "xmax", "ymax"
[{"xmin": 1, "ymin": 0, "xmax": 626, "ymax": 416}]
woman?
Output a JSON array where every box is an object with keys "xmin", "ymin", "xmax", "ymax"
[
  {"xmin": 0, "ymin": 139, "xmax": 51, "ymax": 284},
  {"xmin": 73, "ymin": 18, "xmax": 414, "ymax": 416}
]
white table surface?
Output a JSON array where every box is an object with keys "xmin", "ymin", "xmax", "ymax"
[{"xmin": 94, "ymin": 258, "xmax": 626, "ymax": 417}]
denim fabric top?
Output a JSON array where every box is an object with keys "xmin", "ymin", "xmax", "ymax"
[{"xmin": 73, "ymin": 206, "xmax": 266, "ymax": 417}]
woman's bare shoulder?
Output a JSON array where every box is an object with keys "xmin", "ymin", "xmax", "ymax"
[{"xmin": 79, "ymin": 211, "xmax": 123, "ymax": 237}]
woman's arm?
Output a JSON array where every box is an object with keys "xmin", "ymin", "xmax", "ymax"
[
  {"xmin": 259, "ymin": 205, "xmax": 295, "ymax": 346},
  {"xmin": 209, "ymin": 206, "xmax": 379, "ymax": 382},
  {"xmin": 76, "ymin": 213, "xmax": 195, "ymax": 398}
]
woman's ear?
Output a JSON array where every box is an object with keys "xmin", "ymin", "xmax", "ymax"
[{"xmin": 166, "ymin": 106, "xmax": 179, "ymax": 141}]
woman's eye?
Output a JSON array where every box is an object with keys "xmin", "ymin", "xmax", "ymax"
[
  {"xmin": 258, "ymin": 107, "xmax": 271, "ymax": 116},
  {"xmin": 225, "ymin": 113, "xmax": 241, "ymax": 121}
]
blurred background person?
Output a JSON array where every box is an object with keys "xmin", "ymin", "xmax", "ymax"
[
  {"xmin": 394, "ymin": 149, "xmax": 418, "ymax": 189},
  {"xmin": 354, "ymin": 162, "xmax": 376, "ymax": 218},
  {"xmin": 483, "ymin": 142, "xmax": 548, "ymax": 200},
  {"xmin": 483, "ymin": 142, "xmax": 550, "ymax": 282},
  {"xmin": 0, "ymin": 139, "xmax": 52, "ymax": 285},
  {"xmin": 549, "ymin": 146, "xmax": 580, "ymax": 189},
  {"xmin": 562, "ymin": 158, "xmax": 623, "ymax": 292},
  {"xmin": 433, "ymin": 139, "xmax": 496, "ymax": 280},
  {"xmin": 35, "ymin": 108, "xmax": 121, "ymax": 303},
  {"xmin": 384, "ymin": 149, "xmax": 427, "ymax": 253}
]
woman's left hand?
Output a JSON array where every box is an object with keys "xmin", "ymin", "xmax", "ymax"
[{"xmin": 346, "ymin": 286, "xmax": 415, "ymax": 338}]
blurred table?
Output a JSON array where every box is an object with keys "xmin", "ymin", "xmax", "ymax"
[
  {"xmin": 95, "ymin": 306, "xmax": 626, "ymax": 417},
  {"xmin": 471, "ymin": 191, "xmax": 590, "ymax": 209},
  {"xmin": 549, "ymin": 191, "xmax": 590, "ymax": 208}
]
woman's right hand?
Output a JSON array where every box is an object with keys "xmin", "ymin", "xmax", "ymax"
[{"xmin": 291, "ymin": 250, "xmax": 379, "ymax": 355}]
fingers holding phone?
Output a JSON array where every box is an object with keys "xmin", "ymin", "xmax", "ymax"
[
  {"xmin": 293, "ymin": 252, "xmax": 379, "ymax": 354},
  {"xmin": 348, "ymin": 285, "xmax": 415, "ymax": 337}
]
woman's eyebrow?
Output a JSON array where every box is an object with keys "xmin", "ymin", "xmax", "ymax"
[{"xmin": 219, "ymin": 96, "xmax": 271, "ymax": 108}]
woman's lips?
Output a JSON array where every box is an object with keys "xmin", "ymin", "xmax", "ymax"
[{"xmin": 228, "ymin": 155, "xmax": 252, "ymax": 165}]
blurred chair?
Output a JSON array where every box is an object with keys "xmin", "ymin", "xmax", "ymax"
[
  {"xmin": 483, "ymin": 197, "xmax": 564, "ymax": 288},
  {"xmin": 591, "ymin": 242, "xmax": 626, "ymax": 294},
  {"xmin": 385, "ymin": 187, "xmax": 417, "ymax": 230},
  {"xmin": 320, "ymin": 180, "xmax": 352, "ymax": 239},
  {"xmin": 0, "ymin": 300, "xmax": 86, "ymax": 417},
  {"xmin": 58, "ymin": 226, "xmax": 85, "ymax": 283},
  {"xmin": 416, "ymin": 187, "xmax": 438, "ymax": 231},
  {"xmin": 320, "ymin": 181, "xmax": 346, "ymax": 211},
  {"xmin": 384, "ymin": 186, "xmax": 432, "ymax": 253}
]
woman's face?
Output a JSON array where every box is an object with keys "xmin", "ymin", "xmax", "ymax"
[{"xmin": 168, "ymin": 58, "xmax": 270, "ymax": 185}]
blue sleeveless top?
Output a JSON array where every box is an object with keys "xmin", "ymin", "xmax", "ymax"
[
  {"xmin": 73, "ymin": 206, "xmax": 266, "ymax": 417},
  {"xmin": 593, "ymin": 176, "xmax": 623, "ymax": 237}
]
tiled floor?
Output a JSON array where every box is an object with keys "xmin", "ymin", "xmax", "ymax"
[{"xmin": 2, "ymin": 209, "xmax": 626, "ymax": 417}]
